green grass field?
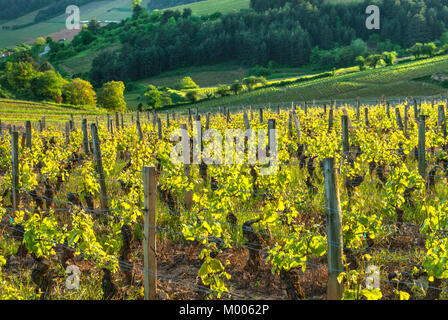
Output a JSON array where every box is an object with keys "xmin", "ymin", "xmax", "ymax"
[
  {"xmin": 0, "ymin": 99, "xmax": 109, "ymax": 130},
  {"xmin": 0, "ymin": 0, "xmax": 249, "ymax": 49},
  {"xmin": 2, "ymin": 55, "xmax": 448, "ymax": 123},
  {"xmin": 123, "ymin": 63, "xmax": 329, "ymax": 109},
  {"xmin": 0, "ymin": 0, "xmax": 150, "ymax": 49},
  {"xmin": 160, "ymin": 55, "xmax": 448, "ymax": 113},
  {"xmin": 169, "ymin": 0, "xmax": 250, "ymax": 15},
  {"xmin": 137, "ymin": 63, "xmax": 248, "ymax": 88},
  {"xmin": 58, "ymin": 43, "xmax": 122, "ymax": 77}
]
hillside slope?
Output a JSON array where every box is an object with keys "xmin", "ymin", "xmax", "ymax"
[
  {"xmin": 164, "ymin": 55, "xmax": 448, "ymax": 112},
  {"xmin": 0, "ymin": 0, "xmax": 149, "ymax": 49},
  {"xmin": 0, "ymin": 0, "xmax": 246, "ymax": 49}
]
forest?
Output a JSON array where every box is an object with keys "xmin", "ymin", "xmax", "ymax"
[{"xmin": 73, "ymin": 0, "xmax": 448, "ymax": 85}]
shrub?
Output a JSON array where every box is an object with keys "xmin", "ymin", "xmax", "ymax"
[
  {"xmin": 248, "ymin": 65, "xmax": 273, "ymax": 77},
  {"xmin": 178, "ymin": 76, "xmax": 199, "ymax": 89}
]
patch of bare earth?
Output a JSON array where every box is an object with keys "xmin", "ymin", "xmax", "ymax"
[{"xmin": 129, "ymin": 239, "xmax": 327, "ymax": 300}]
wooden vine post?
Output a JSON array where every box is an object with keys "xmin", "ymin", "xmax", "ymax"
[
  {"xmin": 181, "ymin": 123, "xmax": 193, "ymax": 210},
  {"xmin": 267, "ymin": 119, "xmax": 276, "ymax": 156},
  {"xmin": 82, "ymin": 118, "xmax": 89, "ymax": 155},
  {"xmin": 356, "ymin": 98, "xmax": 360, "ymax": 122},
  {"xmin": 188, "ymin": 109, "xmax": 192, "ymax": 128},
  {"xmin": 364, "ymin": 107, "xmax": 369, "ymax": 127},
  {"xmin": 91, "ymin": 123, "xmax": 109, "ymax": 214},
  {"xmin": 395, "ymin": 107, "xmax": 404, "ymax": 130},
  {"xmin": 438, "ymin": 105, "xmax": 446, "ymax": 139},
  {"xmin": 196, "ymin": 115, "xmax": 207, "ymax": 180},
  {"xmin": 11, "ymin": 131, "xmax": 19, "ymax": 213},
  {"xmin": 292, "ymin": 109, "xmax": 301, "ymax": 141},
  {"xmin": 65, "ymin": 121, "xmax": 70, "ymax": 145},
  {"xmin": 110, "ymin": 117, "xmax": 114, "ymax": 136},
  {"xmin": 288, "ymin": 111, "xmax": 293, "ymax": 137},
  {"xmin": 70, "ymin": 114, "xmax": 74, "ymax": 130},
  {"xmin": 243, "ymin": 109, "xmax": 251, "ymax": 155},
  {"xmin": 341, "ymin": 115, "xmax": 349, "ymax": 155},
  {"xmin": 157, "ymin": 117, "xmax": 162, "ymax": 140},
  {"xmin": 413, "ymin": 98, "xmax": 419, "ymax": 121},
  {"xmin": 327, "ymin": 107, "xmax": 334, "ymax": 133},
  {"xmin": 205, "ymin": 112, "xmax": 210, "ymax": 130},
  {"xmin": 323, "ymin": 157, "xmax": 344, "ymax": 300},
  {"xmin": 106, "ymin": 114, "xmax": 110, "ymax": 132},
  {"xmin": 137, "ymin": 117, "xmax": 143, "ymax": 142},
  {"xmin": 20, "ymin": 133, "xmax": 26, "ymax": 150},
  {"xmin": 25, "ymin": 121, "xmax": 32, "ymax": 149},
  {"xmin": 404, "ymin": 104, "xmax": 409, "ymax": 136},
  {"xmin": 418, "ymin": 114, "xmax": 426, "ymax": 179},
  {"xmin": 152, "ymin": 110, "xmax": 157, "ymax": 129},
  {"xmin": 143, "ymin": 166, "xmax": 157, "ymax": 300},
  {"xmin": 259, "ymin": 108, "xmax": 263, "ymax": 124}
]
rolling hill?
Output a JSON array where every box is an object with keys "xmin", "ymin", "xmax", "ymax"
[
  {"xmin": 157, "ymin": 55, "xmax": 448, "ymax": 113},
  {"xmin": 0, "ymin": 0, "xmax": 149, "ymax": 49},
  {"xmin": 0, "ymin": 0, "xmax": 250, "ymax": 49}
]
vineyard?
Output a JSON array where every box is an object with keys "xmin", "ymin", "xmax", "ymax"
[
  {"xmin": 2, "ymin": 97, "xmax": 448, "ymax": 300},
  {"xmin": 181, "ymin": 55, "xmax": 448, "ymax": 112}
]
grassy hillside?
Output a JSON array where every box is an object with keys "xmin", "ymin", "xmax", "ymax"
[
  {"xmin": 1, "ymin": 55, "xmax": 448, "ymax": 120},
  {"xmin": 58, "ymin": 43, "xmax": 122, "ymax": 77},
  {"xmin": 137, "ymin": 63, "xmax": 248, "ymax": 88},
  {"xmin": 0, "ymin": 0, "xmax": 247, "ymax": 49},
  {"xmin": 168, "ymin": 0, "xmax": 250, "ymax": 15},
  {"xmin": 123, "ymin": 63, "xmax": 326, "ymax": 109},
  {"xmin": 160, "ymin": 55, "xmax": 448, "ymax": 113},
  {"xmin": 0, "ymin": 0, "xmax": 150, "ymax": 49},
  {"xmin": 0, "ymin": 98, "xmax": 106, "ymax": 127}
]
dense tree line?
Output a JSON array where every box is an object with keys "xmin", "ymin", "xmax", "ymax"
[
  {"xmin": 90, "ymin": 8, "xmax": 313, "ymax": 85},
  {"xmin": 250, "ymin": 0, "xmax": 448, "ymax": 48},
  {"xmin": 0, "ymin": 46, "xmax": 126, "ymax": 111},
  {"xmin": 85, "ymin": 0, "xmax": 448, "ymax": 85}
]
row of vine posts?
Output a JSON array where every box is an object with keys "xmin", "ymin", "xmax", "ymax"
[{"xmin": 3, "ymin": 94, "xmax": 447, "ymax": 299}]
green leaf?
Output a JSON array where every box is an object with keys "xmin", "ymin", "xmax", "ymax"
[
  {"xmin": 398, "ymin": 291, "xmax": 410, "ymax": 300},
  {"xmin": 361, "ymin": 288, "xmax": 382, "ymax": 300},
  {"xmin": 209, "ymin": 258, "xmax": 224, "ymax": 273}
]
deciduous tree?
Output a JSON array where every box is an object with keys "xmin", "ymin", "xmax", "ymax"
[
  {"xmin": 63, "ymin": 78, "xmax": 96, "ymax": 106},
  {"xmin": 97, "ymin": 81, "xmax": 127, "ymax": 111}
]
